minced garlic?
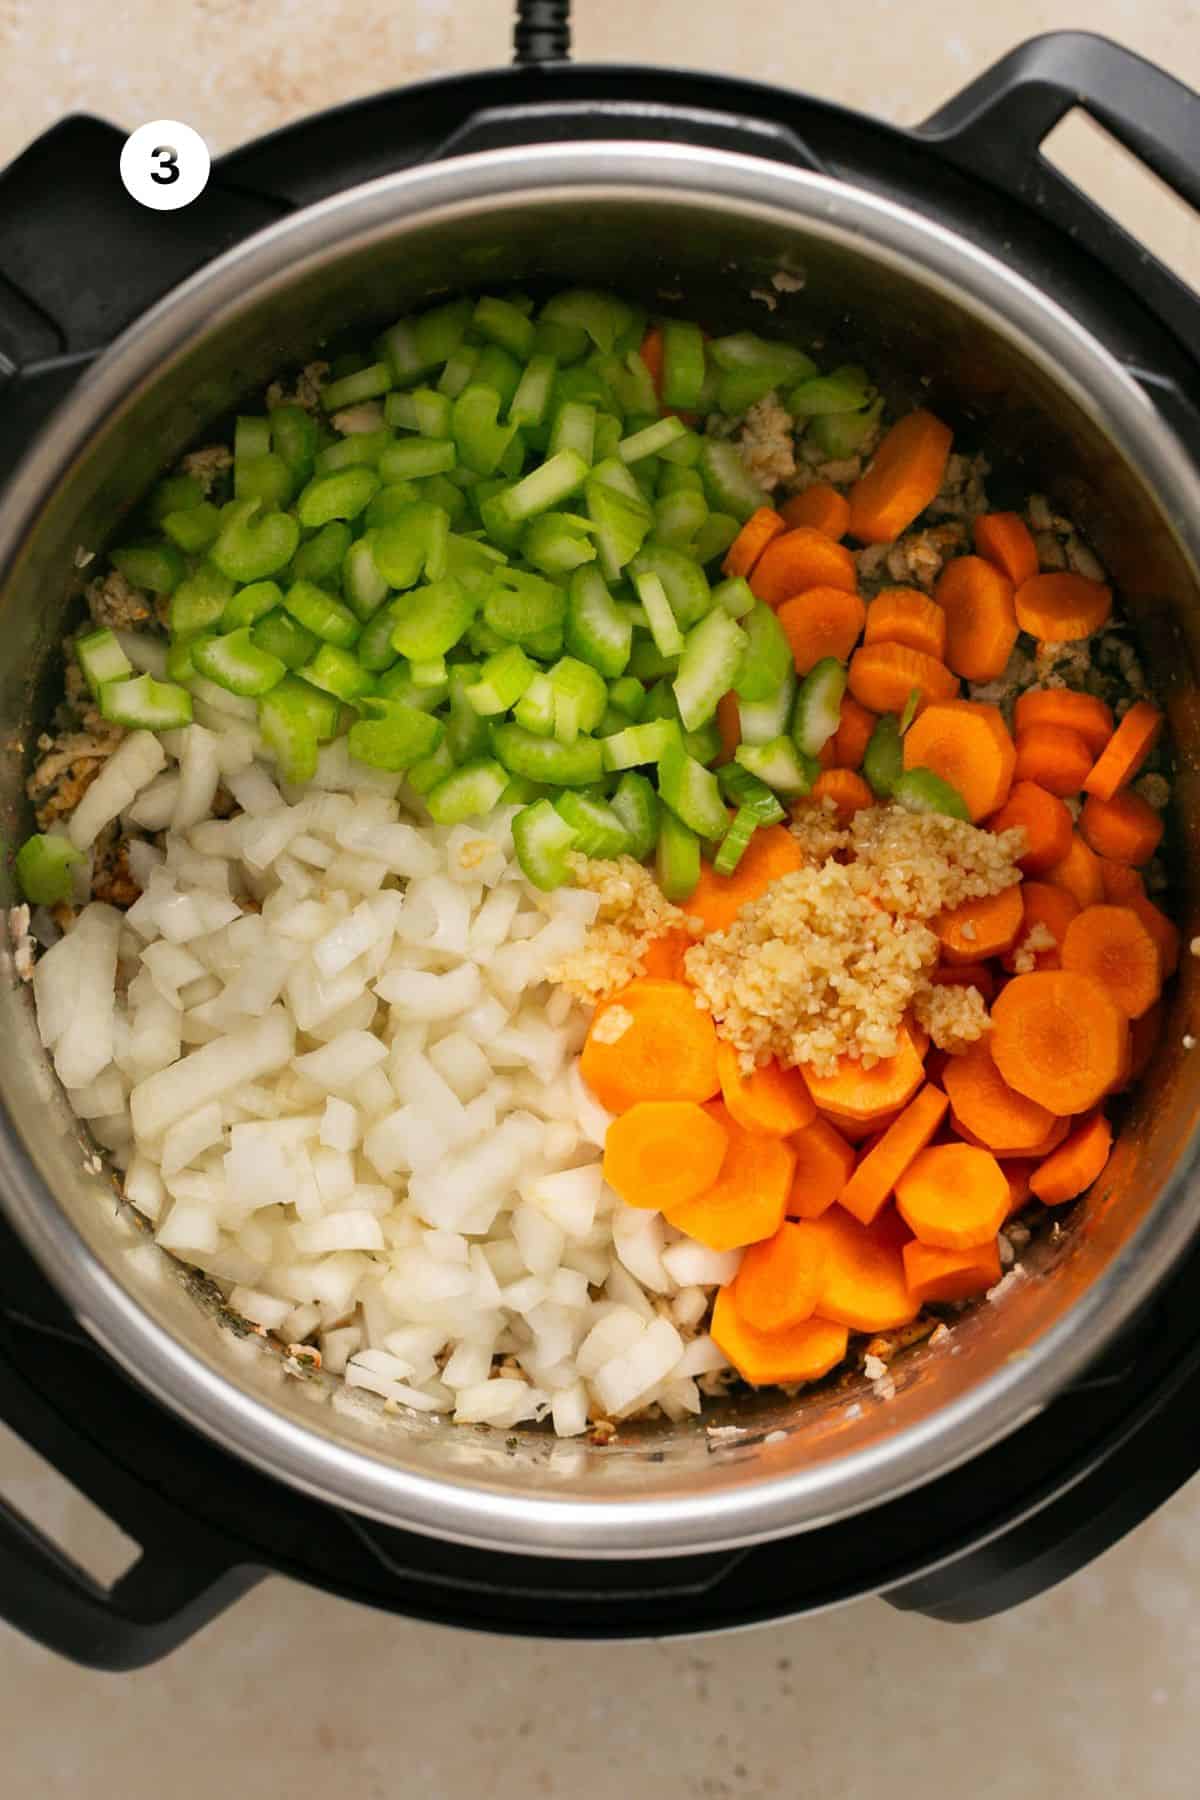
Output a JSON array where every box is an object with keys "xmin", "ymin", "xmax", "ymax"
[{"xmin": 549, "ymin": 855, "xmax": 697, "ymax": 1003}]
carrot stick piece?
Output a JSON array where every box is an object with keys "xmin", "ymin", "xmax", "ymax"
[
  {"xmin": 802, "ymin": 1027, "xmax": 926, "ymax": 1126},
  {"xmin": 804, "ymin": 1204, "xmax": 920, "ymax": 1331},
  {"xmin": 780, "ymin": 483, "xmax": 851, "ymax": 539},
  {"xmin": 1044, "ymin": 831, "xmax": 1105, "ymax": 909},
  {"xmin": 902, "ymin": 699, "xmax": 1016, "ymax": 821},
  {"xmin": 1014, "ymin": 688, "xmax": 1114, "ymax": 755},
  {"xmin": 810, "ymin": 767, "xmax": 873, "ymax": 826},
  {"xmin": 1080, "ymin": 788, "xmax": 1164, "ymax": 866},
  {"xmin": 1013, "ymin": 724, "xmax": 1095, "ymax": 796},
  {"xmin": 832, "ymin": 694, "xmax": 878, "ymax": 769},
  {"xmin": 988, "ymin": 779, "xmax": 1073, "ymax": 875},
  {"xmin": 1082, "ymin": 698, "xmax": 1163, "ymax": 801},
  {"xmin": 776, "ymin": 586, "xmax": 867, "ymax": 675},
  {"xmin": 990, "ymin": 969, "xmax": 1125, "ymax": 1113},
  {"xmin": 953, "ymin": 1112, "xmax": 1071, "ymax": 1160},
  {"xmin": 748, "ymin": 528, "xmax": 858, "ymax": 606},
  {"xmin": 580, "ymin": 979, "xmax": 721, "ymax": 1114},
  {"xmin": 717, "ymin": 1040, "xmax": 816, "ymax": 1136},
  {"xmin": 722, "ymin": 506, "xmax": 788, "ymax": 580},
  {"xmin": 682, "ymin": 824, "xmax": 806, "ymax": 935},
  {"xmin": 864, "ymin": 587, "xmax": 947, "ymax": 661},
  {"xmin": 1002, "ymin": 878, "xmax": 1079, "ymax": 972},
  {"xmin": 847, "ymin": 641, "xmax": 959, "ymax": 715},
  {"xmin": 943, "ymin": 1039, "xmax": 1059, "ymax": 1154},
  {"xmin": 1061, "ymin": 903, "xmax": 1163, "ymax": 1019},
  {"xmin": 711, "ymin": 1288, "xmax": 849, "ymax": 1387},
  {"xmin": 903, "ymin": 1236, "xmax": 1001, "ymax": 1304},
  {"xmin": 1014, "ymin": 570, "xmax": 1112, "ymax": 641},
  {"xmin": 846, "ymin": 409, "xmax": 953, "ymax": 544},
  {"xmin": 936, "ymin": 884, "xmax": 1024, "ymax": 963},
  {"xmin": 662, "ymin": 1101, "xmax": 794, "ymax": 1250},
  {"xmin": 603, "ymin": 1100, "xmax": 730, "ymax": 1211},
  {"xmin": 1029, "ymin": 1109, "xmax": 1112, "ymax": 1205},
  {"xmin": 640, "ymin": 927, "xmax": 695, "ymax": 982},
  {"xmin": 839, "ymin": 1083, "xmax": 949, "ymax": 1225},
  {"xmin": 730, "ymin": 1220, "xmax": 827, "ymax": 1330},
  {"xmin": 973, "ymin": 511, "xmax": 1039, "ymax": 587},
  {"xmin": 787, "ymin": 1117, "xmax": 856, "ymax": 1219},
  {"xmin": 894, "ymin": 1142, "xmax": 1010, "ymax": 1249},
  {"xmin": 714, "ymin": 689, "xmax": 741, "ymax": 766},
  {"xmin": 639, "ymin": 325, "xmax": 665, "ymax": 396},
  {"xmin": 934, "ymin": 555, "xmax": 1019, "ymax": 682}
]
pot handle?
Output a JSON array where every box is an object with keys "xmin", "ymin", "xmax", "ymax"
[{"xmin": 919, "ymin": 30, "xmax": 1200, "ymax": 356}]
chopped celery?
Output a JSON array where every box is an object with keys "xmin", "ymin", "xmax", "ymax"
[
  {"xmin": 314, "ymin": 430, "xmax": 391, "ymax": 475},
  {"xmin": 555, "ymin": 790, "xmax": 630, "ymax": 859},
  {"xmin": 656, "ymin": 806, "xmax": 700, "ymax": 901},
  {"xmin": 653, "ymin": 487, "xmax": 708, "ymax": 548},
  {"xmin": 259, "ymin": 683, "xmax": 318, "ymax": 784},
  {"xmin": 426, "ymin": 758, "xmax": 510, "ymax": 825},
  {"xmin": 270, "ymin": 405, "xmax": 318, "ymax": 485},
  {"xmin": 321, "ymin": 361, "xmax": 393, "ymax": 410},
  {"xmin": 631, "ymin": 544, "xmax": 712, "ymax": 630},
  {"xmin": 15, "ymin": 832, "xmax": 82, "ymax": 905},
  {"xmin": 166, "ymin": 632, "xmax": 213, "ymax": 684},
  {"xmin": 445, "ymin": 664, "xmax": 491, "ymax": 762},
  {"xmin": 491, "ymin": 721, "xmax": 605, "ymax": 787},
  {"xmin": 284, "ymin": 579, "xmax": 360, "ymax": 649},
  {"xmin": 294, "ymin": 468, "xmax": 379, "ymax": 528},
  {"xmin": 708, "ymin": 332, "xmax": 816, "ymax": 379},
  {"xmin": 386, "ymin": 387, "xmax": 453, "ymax": 437},
  {"xmin": 673, "ymin": 609, "xmax": 748, "ymax": 732},
  {"xmin": 347, "ymin": 698, "xmax": 442, "ymax": 771},
  {"xmin": 193, "ymin": 629, "xmax": 288, "ymax": 697},
  {"xmin": 738, "ymin": 668, "xmax": 796, "ymax": 745},
  {"xmin": 540, "ymin": 289, "xmax": 634, "ymax": 355},
  {"xmin": 513, "ymin": 672, "xmax": 556, "ymax": 737},
  {"xmin": 628, "ymin": 634, "xmax": 679, "ymax": 682},
  {"xmin": 513, "ymin": 798, "xmax": 578, "ymax": 890},
  {"xmin": 252, "ymin": 610, "xmax": 320, "ymax": 671},
  {"xmin": 293, "ymin": 521, "xmax": 353, "ymax": 585},
  {"xmin": 76, "ymin": 627, "xmax": 132, "ymax": 697},
  {"xmin": 342, "ymin": 536, "xmax": 391, "ymax": 620},
  {"xmin": 209, "ymin": 501, "xmax": 300, "ymax": 584},
  {"xmin": 300, "ymin": 644, "xmax": 376, "ymax": 704},
  {"xmin": 376, "ymin": 662, "xmax": 449, "ymax": 710},
  {"xmin": 893, "ymin": 767, "xmax": 970, "ymax": 820},
  {"xmin": 786, "ymin": 365, "xmax": 874, "ymax": 416},
  {"xmin": 658, "ymin": 741, "xmax": 729, "ymax": 839},
  {"xmin": 438, "ymin": 345, "xmax": 480, "ymax": 400},
  {"xmin": 585, "ymin": 474, "xmax": 652, "ymax": 579},
  {"xmin": 99, "ymin": 673, "xmax": 192, "ymax": 730},
  {"xmin": 371, "ymin": 501, "xmax": 450, "ymax": 589},
  {"xmin": 473, "ymin": 345, "xmax": 523, "ymax": 410},
  {"xmin": 407, "ymin": 739, "xmax": 455, "ymax": 795},
  {"xmin": 389, "ymin": 576, "xmax": 475, "ymax": 661},
  {"xmin": 863, "ymin": 714, "xmax": 904, "ymax": 797},
  {"xmin": 378, "ymin": 438, "xmax": 456, "ymax": 481},
  {"xmin": 716, "ymin": 364, "xmax": 799, "ymax": 416},
  {"xmin": 711, "ymin": 575, "xmax": 755, "ymax": 619},
  {"xmin": 522, "ymin": 512, "xmax": 597, "ymax": 576},
  {"xmin": 453, "ymin": 384, "xmax": 520, "ymax": 475},
  {"xmin": 658, "ymin": 427, "xmax": 704, "ymax": 468},
  {"xmin": 483, "ymin": 567, "xmax": 566, "ymax": 645},
  {"xmin": 533, "ymin": 319, "xmax": 590, "ymax": 364},
  {"xmin": 717, "ymin": 762, "xmax": 786, "ymax": 824},
  {"xmin": 601, "ymin": 717, "xmax": 680, "ymax": 771},
  {"xmin": 608, "ymin": 675, "xmax": 646, "ymax": 721},
  {"xmin": 110, "ymin": 542, "xmax": 185, "ymax": 594},
  {"xmin": 161, "ymin": 501, "xmax": 221, "ymax": 552},
  {"xmin": 698, "ymin": 440, "xmax": 769, "ymax": 522},
  {"xmin": 473, "ymin": 296, "xmax": 536, "ymax": 359},
  {"xmin": 633, "ymin": 570, "xmax": 683, "ymax": 658},
  {"xmin": 509, "ymin": 355, "xmax": 558, "ymax": 430},
  {"xmin": 809, "ymin": 398, "xmax": 884, "ymax": 458},
  {"xmin": 791, "ymin": 656, "xmax": 848, "ymax": 757},
  {"xmin": 660, "ymin": 319, "xmax": 706, "ymax": 410},
  {"xmin": 692, "ymin": 512, "xmax": 740, "ymax": 564},
  {"xmin": 734, "ymin": 735, "xmax": 816, "ymax": 797},
  {"xmin": 548, "ymin": 401, "xmax": 596, "ymax": 463},
  {"xmin": 234, "ymin": 453, "xmax": 294, "ymax": 508},
  {"xmin": 610, "ymin": 771, "xmax": 659, "ymax": 860},
  {"xmin": 221, "ymin": 579, "xmax": 284, "ymax": 632},
  {"xmin": 714, "ymin": 807, "xmax": 759, "ymax": 876},
  {"xmin": 498, "ymin": 449, "xmax": 588, "ymax": 523},
  {"xmin": 564, "ymin": 565, "xmax": 632, "ymax": 678},
  {"xmin": 618, "ymin": 415, "xmax": 687, "ymax": 464},
  {"xmin": 365, "ymin": 481, "xmax": 422, "ymax": 527},
  {"xmin": 732, "ymin": 601, "xmax": 792, "ymax": 702},
  {"xmin": 149, "ymin": 474, "xmax": 204, "ymax": 522},
  {"xmin": 464, "ymin": 645, "xmax": 536, "ymax": 715},
  {"xmin": 549, "ymin": 657, "xmax": 607, "ymax": 744}
]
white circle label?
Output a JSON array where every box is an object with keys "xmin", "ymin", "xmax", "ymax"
[{"xmin": 120, "ymin": 120, "xmax": 210, "ymax": 212}]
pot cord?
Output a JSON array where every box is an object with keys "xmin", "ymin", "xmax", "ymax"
[{"xmin": 513, "ymin": 0, "xmax": 571, "ymax": 64}]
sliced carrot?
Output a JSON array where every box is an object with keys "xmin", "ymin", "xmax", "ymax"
[
  {"xmin": 864, "ymin": 587, "xmax": 947, "ymax": 661},
  {"xmin": 776, "ymin": 586, "xmax": 867, "ymax": 675},
  {"xmin": 1013, "ymin": 724, "xmax": 1095, "ymax": 796},
  {"xmin": 903, "ymin": 1237, "xmax": 1001, "ymax": 1304},
  {"xmin": 1098, "ymin": 856, "xmax": 1144, "ymax": 903},
  {"xmin": 954, "ymin": 1112, "xmax": 1070, "ymax": 1160},
  {"xmin": 935, "ymin": 555, "xmax": 1018, "ymax": 683},
  {"xmin": 806, "ymin": 1205, "xmax": 920, "ymax": 1332},
  {"xmin": 847, "ymin": 641, "xmax": 959, "ymax": 715},
  {"xmin": 730, "ymin": 1220, "xmax": 827, "ymax": 1331},
  {"xmin": 943, "ymin": 1039, "xmax": 1059, "ymax": 1154},
  {"xmin": 1129, "ymin": 893, "xmax": 1180, "ymax": 977},
  {"xmin": 749, "ymin": 528, "xmax": 858, "ymax": 606},
  {"xmin": 902, "ymin": 699, "xmax": 1016, "ymax": 821},
  {"xmin": 810, "ymin": 767, "xmax": 873, "ymax": 826},
  {"xmin": 787, "ymin": 1117, "xmax": 856, "ymax": 1219},
  {"xmin": 1083, "ymin": 699, "xmax": 1164, "ymax": 801},
  {"xmin": 839, "ymin": 1084, "xmax": 949, "ymax": 1225},
  {"xmin": 931, "ymin": 961, "xmax": 996, "ymax": 1002},
  {"xmin": 1044, "ymin": 831, "xmax": 1104, "ymax": 909},
  {"xmin": 832, "ymin": 694, "xmax": 878, "ymax": 770},
  {"xmin": 640, "ymin": 927, "xmax": 695, "ymax": 982},
  {"xmin": 663, "ymin": 1101, "xmax": 794, "ymax": 1250},
  {"xmin": 717, "ymin": 1040, "xmax": 816, "ymax": 1137},
  {"xmin": 1014, "ymin": 688, "xmax": 1114, "ymax": 756},
  {"xmin": 780, "ymin": 483, "xmax": 851, "ymax": 539},
  {"xmin": 722, "ymin": 506, "xmax": 788, "ymax": 580},
  {"xmin": 1061, "ymin": 903, "xmax": 1162, "ymax": 1019},
  {"xmin": 1002, "ymin": 879, "xmax": 1079, "ymax": 972},
  {"xmin": 1002, "ymin": 1158, "xmax": 1037, "ymax": 1216},
  {"xmin": 580, "ymin": 980, "xmax": 720, "ymax": 1114},
  {"xmin": 1080, "ymin": 789, "xmax": 1164, "ymax": 866},
  {"xmin": 711, "ymin": 1287, "xmax": 849, "ymax": 1387},
  {"xmin": 936, "ymin": 884, "xmax": 1024, "ymax": 963},
  {"xmin": 990, "ymin": 969, "xmax": 1125, "ymax": 1114},
  {"xmin": 715, "ymin": 689, "xmax": 741, "ymax": 765},
  {"xmin": 846, "ymin": 409, "xmax": 953, "ymax": 544},
  {"xmin": 1129, "ymin": 1001, "xmax": 1163, "ymax": 1084},
  {"xmin": 639, "ymin": 325, "xmax": 665, "ymax": 396},
  {"xmin": 895, "ymin": 1142, "xmax": 1009, "ymax": 1249},
  {"xmin": 818, "ymin": 737, "xmax": 838, "ymax": 771},
  {"xmin": 988, "ymin": 779, "xmax": 1073, "ymax": 875},
  {"xmin": 973, "ymin": 511, "xmax": 1038, "ymax": 587},
  {"xmin": 803, "ymin": 1026, "xmax": 926, "ymax": 1127},
  {"xmin": 1014, "ymin": 570, "xmax": 1112, "ymax": 641},
  {"xmin": 683, "ymin": 824, "xmax": 805, "ymax": 935},
  {"xmin": 1029, "ymin": 1109, "xmax": 1113, "ymax": 1205},
  {"xmin": 603, "ymin": 1101, "xmax": 729, "ymax": 1211}
]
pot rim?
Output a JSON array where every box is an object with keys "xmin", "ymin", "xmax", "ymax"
[{"xmin": 2, "ymin": 138, "xmax": 1198, "ymax": 1558}]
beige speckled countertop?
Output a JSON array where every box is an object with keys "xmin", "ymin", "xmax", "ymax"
[{"xmin": 2, "ymin": 5, "xmax": 1200, "ymax": 1795}]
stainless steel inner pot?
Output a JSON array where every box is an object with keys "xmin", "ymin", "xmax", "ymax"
[{"xmin": 1, "ymin": 141, "xmax": 1198, "ymax": 1560}]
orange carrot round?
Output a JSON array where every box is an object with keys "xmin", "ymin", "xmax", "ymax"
[
  {"xmin": 990, "ymin": 970, "xmax": 1125, "ymax": 1114},
  {"xmin": 787, "ymin": 1117, "xmax": 857, "ymax": 1219},
  {"xmin": 716, "ymin": 1040, "xmax": 816, "ymax": 1137},
  {"xmin": 1044, "ymin": 831, "xmax": 1105, "ymax": 909},
  {"xmin": 780, "ymin": 484, "xmax": 851, "ymax": 539},
  {"xmin": 1129, "ymin": 893, "xmax": 1179, "ymax": 977},
  {"xmin": 722, "ymin": 505, "xmax": 787, "ymax": 580},
  {"xmin": 580, "ymin": 980, "xmax": 721, "ymax": 1114},
  {"xmin": 810, "ymin": 767, "xmax": 873, "ymax": 826},
  {"xmin": 847, "ymin": 641, "xmax": 959, "ymax": 715},
  {"xmin": 1014, "ymin": 570, "xmax": 1112, "ymax": 641},
  {"xmin": 714, "ymin": 689, "xmax": 741, "ymax": 766},
  {"xmin": 943, "ymin": 1039, "xmax": 1059, "ymax": 1154},
  {"xmin": 894, "ymin": 1142, "xmax": 1009, "ymax": 1249},
  {"xmin": 711, "ymin": 1287, "xmax": 849, "ymax": 1387},
  {"xmin": 1097, "ymin": 856, "xmax": 1144, "ymax": 903},
  {"xmin": 1002, "ymin": 1158, "xmax": 1037, "ymax": 1216},
  {"xmin": 902, "ymin": 699, "xmax": 1016, "ymax": 821},
  {"xmin": 1080, "ymin": 788, "xmax": 1164, "ymax": 866},
  {"xmin": 832, "ymin": 693, "xmax": 878, "ymax": 770},
  {"xmin": 603, "ymin": 1101, "xmax": 729, "ymax": 1211},
  {"xmin": 1013, "ymin": 724, "xmax": 1095, "ymax": 796},
  {"xmin": 1129, "ymin": 1001, "xmax": 1163, "ymax": 1085},
  {"xmin": 903, "ymin": 1237, "xmax": 1001, "ymax": 1304},
  {"xmin": 1083, "ymin": 699, "xmax": 1163, "ymax": 801},
  {"xmin": 683, "ymin": 824, "xmax": 805, "ymax": 935},
  {"xmin": 1014, "ymin": 688, "xmax": 1114, "ymax": 756},
  {"xmin": 1003, "ymin": 879, "xmax": 1079, "ymax": 972},
  {"xmin": 988, "ymin": 779, "xmax": 1073, "ymax": 875},
  {"xmin": 1029, "ymin": 1109, "xmax": 1113, "ymax": 1205},
  {"xmin": 640, "ymin": 927, "xmax": 695, "ymax": 982},
  {"xmin": 936, "ymin": 884, "xmax": 1024, "ymax": 963},
  {"xmin": 776, "ymin": 586, "xmax": 867, "ymax": 674},
  {"xmin": 846, "ymin": 409, "xmax": 953, "ymax": 544},
  {"xmin": 806, "ymin": 1205, "xmax": 920, "ymax": 1332},
  {"xmin": 662, "ymin": 1101, "xmax": 794, "ymax": 1250},
  {"xmin": 730, "ymin": 1221, "xmax": 827, "ymax": 1331},
  {"xmin": 802, "ymin": 1027, "xmax": 926, "ymax": 1126},
  {"xmin": 749, "ymin": 527, "xmax": 858, "ymax": 606},
  {"xmin": 935, "ymin": 555, "xmax": 1018, "ymax": 682},
  {"xmin": 864, "ymin": 587, "xmax": 947, "ymax": 661},
  {"xmin": 973, "ymin": 512, "xmax": 1038, "ymax": 587},
  {"xmin": 839, "ymin": 1083, "xmax": 949, "ymax": 1226},
  {"xmin": 932, "ymin": 961, "xmax": 997, "ymax": 1002},
  {"xmin": 1061, "ymin": 903, "xmax": 1162, "ymax": 1019}
]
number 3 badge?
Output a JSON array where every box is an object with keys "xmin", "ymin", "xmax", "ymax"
[{"xmin": 120, "ymin": 120, "xmax": 211, "ymax": 211}]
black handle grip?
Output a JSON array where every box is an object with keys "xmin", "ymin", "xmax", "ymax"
[{"xmin": 920, "ymin": 31, "xmax": 1200, "ymax": 359}]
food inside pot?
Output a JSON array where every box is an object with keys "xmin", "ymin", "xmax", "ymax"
[{"xmin": 14, "ymin": 287, "xmax": 1177, "ymax": 1438}]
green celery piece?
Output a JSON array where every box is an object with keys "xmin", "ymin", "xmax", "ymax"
[
  {"xmin": 548, "ymin": 399, "xmax": 596, "ymax": 463},
  {"xmin": 717, "ymin": 762, "xmax": 785, "ymax": 825},
  {"xmin": 109, "ymin": 542, "xmax": 185, "ymax": 595},
  {"xmin": 15, "ymin": 833, "xmax": 83, "ymax": 904},
  {"xmin": 707, "ymin": 332, "xmax": 816, "ymax": 378},
  {"xmin": 540, "ymin": 289, "xmax": 634, "ymax": 355},
  {"xmin": 300, "ymin": 644, "xmax": 376, "ymax": 704},
  {"xmin": 585, "ymin": 473, "xmax": 652, "ymax": 580},
  {"xmin": 601, "ymin": 717, "xmax": 680, "ymax": 771},
  {"xmin": 463, "ymin": 645, "xmax": 536, "ymax": 716},
  {"xmin": 733, "ymin": 735, "xmax": 816, "ymax": 797},
  {"xmin": 564, "ymin": 565, "xmax": 632, "ymax": 678},
  {"xmin": 630, "ymin": 543, "xmax": 712, "ymax": 630},
  {"xmin": 482, "ymin": 567, "xmax": 566, "ymax": 646},
  {"xmin": 692, "ymin": 512, "xmax": 740, "ymax": 565},
  {"xmin": 673, "ymin": 608, "xmax": 748, "ymax": 732},
  {"xmin": 653, "ymin": 487, "xmax": 708, "ymax": 549},
  {"xmin": 656, "ymin": 807, "xmax": 700, "ymax": 902},
  {"xmin": 509, "ymin": 355, "xmax": 558, "ymax": 430},
  {"xmin": 365, "ymin": 481, "xmax": 421, "ymax": 527},
  {"xmin": 370, "ymin": 501, "xmax": 450, "ymax": 590},
  {"xmin": 893, "ymin": 767, "xmax": 970, "ymax": 820},
  {"xmin": 791, "ymin": 656, "xmax": 848, "ymax": 757},
  {"xmin": 376, "ymin": 662, "xmax": 449, "ymax": 711},
  {"xmin": 658, "ymin": 741, "xmax": 729, "ymax": 840},
  {"xmin": 389, "ymin": 576, "xmax": 475, "ymax": 661},
  {"xmin": 99, "ymin": 673, "xmax": 192, "ymax": 730},
  {"xmin": 809, "ymin": 398, "xmax": 884, "ymax": 458},
  {"xmin": 348, "ymin": 698, "xmax": 443, "ymax": 771},
  {"xmin": 863, "ymin": 714, "xmax": 904, "ymax": 797},
  {"xmin": 234, "ymin": 453, "xmax": 294, "ymax": 508},
  {"xmin": 162, "ymin": 501, "xmax": 221, "ymax": 553},
  {"xmin": 314, "ymin": 430, "xmax": 392, "ymax": 475},
  {"xmin": 75, "ymin": 628, "xmax": 132, "ymax": 698},
  {"xmin": 607, "ymin": 675, "xmax": 646, "ymax": 721},
  {"xmin": 785, "ymin": 365, "xmax": 874, "ymax": 416},
  {"xmin": 192, "ymin": 628, "xmax": 287, "ymax": 698},
  {"xmin": 716, "ymin": 363, "xmax": 799, "ymax": 416},
  {"xmin": 170, "ymin": 564, "xmax": 235, "ymax": 637},
  {"xmin": 733, "ymin": 602, "xmax": 792, "ymax": 702},
  {"xmin": 210, "ymin": 499, "xmax": 301, "ymax": 582},
  {"xmin": 491, "ymin": 721, "xmax": 605, "ymax": 787},
  {"xmin": 697, "ymin": 440, "xmax": 769, "ymax": 523},
  {"xmin": 610, "ymin": 771, "xmax": 659, "ymax": 861},
  {"xmin": 292, "ymin": 522, "xmax": 353, "ymax": 586},
  {"xmin": 251, "ymin": 610, "xmax": 320, "ymax": 671},
  {"xmin": 522, "ymin": 512, "xmax": 597, "ymax": 577},
  {"xmin": 549, "ymin": 656, "xmax": 607, "ymax": 744},
  {"xmin": 512, "ymin": 799, "xmax": 579, "ymax": 890},
  {"xmin": 148, "ymin": 474, "xmax": 205, "ymax": 522},
  {"xmin": 270, "ymin": 405, "xmax": 319, "ymax": 484},
  {"xmin": 532, "ymin": 319, "xmax": 590, "ymax": 365},
  {"xmin": 513, "ymin": 672, "xmax": 555, "ymax": 737},
  {"xmin": 294, "ymin": 467, "xmax": 380, "ymax": 528},
  {"xmin": 283, "ymin": 579, "xmax": 360, "ymax": 649},
  {"xmin": 341, "ymin": 536, "xmax": 391, "ymax": 621},
  {"xmin": 220, "ymin": 579, "xmax": 283, "ymax": 632},
  {"xmin": 659, "ymin": 319, "xmax": 706, "ymax": 410},
  {"xmin": 554, "ymin": 790, "xmax": 630, "ymax": 858},
  {"xmin": 377, "ymin": 438, "xmax": 457, "ymax": 482},
  {"xmin": 425, "ymin": 759, "xmax": 510, "ymax": 825},
  {"xmin": 618, "ymin": 415, "xmax": 688, "ymax": 465},
  {"xmin": 259, "ymin": 686, "xmax": 319, "ymax": 785},
  {"xmin": 407, "ymin": 739, "xmax": 456, "ymax": 795},
  {"xmin": 320, "ymin": 361, "xmax": 393, "ymax": 411},
  {"xmin": 714, "ymin": 807, "xmax": 759, "ymax": 876},
  {"xmin": 453, "ymin": 383, "xmax": 520, "ymax": 475},
  {"xmin": 738, "ymin": 668, "xmax": 796, "ymax": 745},
  {"xmin": 498, "ymin": 449, "xmax": 588, "ymax": 524},
  {"xmin": 473, "ymin": 295, "xmax": 535, "ymax": 360},
  {"xmin": 633, "ymin": 570, "xmax": 683, "ymax": 658}
]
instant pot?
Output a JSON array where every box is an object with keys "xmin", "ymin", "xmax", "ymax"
[{"xmin": 1, "ymin": 13, "xmax": 1200, "ymax": 1667}]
